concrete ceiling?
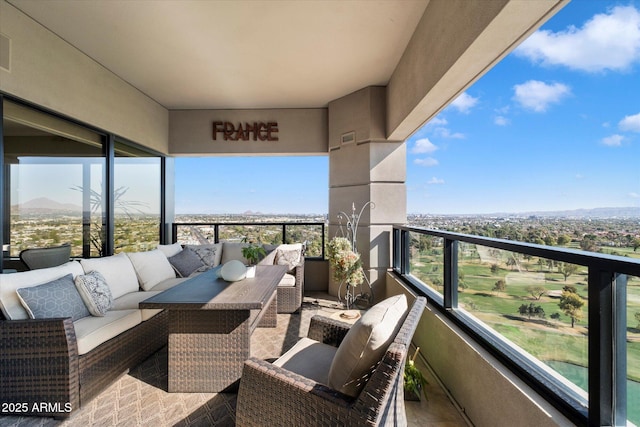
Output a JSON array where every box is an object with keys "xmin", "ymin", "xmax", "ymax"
[{"xmin": 7, "ymin": 0, "xmax": 429, "ymax": 110}]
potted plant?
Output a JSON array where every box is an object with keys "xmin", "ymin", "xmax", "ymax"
[
  {"xmin": 241, "ymin": 243, "xmax": 266, "ymax": 278},
  {"xmin": 404, "ymin": 347, "xmax": 428, "ymax": 401}
]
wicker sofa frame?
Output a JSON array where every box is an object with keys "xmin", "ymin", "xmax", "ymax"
[
  {"xmin": 274, "ymin": 256, "xmax": 304, "ymax": 314},
  {"xmin": 0, "ymin": 310, "xmax": 168, "ymax": 418},
  {"xmin": 236, "ymin": 296, "xmax": 427, "ymax": 426}
]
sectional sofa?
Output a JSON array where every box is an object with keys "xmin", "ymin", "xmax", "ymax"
[{"xmin": 0, "ymin": 242, "xmax": 304, "ymax": 418}]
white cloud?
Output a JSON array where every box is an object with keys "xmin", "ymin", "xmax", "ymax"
[
  {"xmin": 428, "ymin": 117, "xmax": 448, "ymax": 127},
  {"xmin": 601, "ymin": 134, "xmax": 624, "ymax": 146},
  {"xmin": 412, "ymin": 138, "xmax": 438, "ymax": 154},
  {"xmin": 450, "ymin": 92, "xmax": 479, "ymax": 113},
  {"xmin": 575, "ymin": 173, "xmax": 584, "ymax": 179},
  {"xmin": 619, "ymin": 112, "xmax": 640, "ymax": 132},
  {"xmin": 494, "ymin": 116, "xmax": 509, "ymax": 126},
  {"xmin": 414, "ymin": 157, "xmax": 439, "ymax": 167},
  {"xmin": 629, "ymin": 192, "xmax": 640, "ymax": 198},
  {"xmin": 433, "ymin": 127, "xmax": 465, "ymax": 139},
  {"xmin": 513, "ymin": 80, "xmax": 570, "ymax": 112},
  {"xmin": 427, "ymin": 177, "xmax": 445, "ymax": 185},
  {"xmin": 515, "ymin": 5, "xmax": 640, "ymax": 73}
]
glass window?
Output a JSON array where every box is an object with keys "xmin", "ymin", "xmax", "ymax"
[
  {"xmin": 3, "ymin": 99, "xmax": 105, "ymax": 258},
  {"xmin": 113, "ymin": 141, "xmax": 161, "ymax": 253}
]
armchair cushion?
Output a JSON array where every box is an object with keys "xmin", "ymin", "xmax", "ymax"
[
  {"xmin": 16, "ymin": 273, "xmax": 90, "ymax": 321},
  {"xmin": 327, "ymin": 294, "xmax": 408, "ymax": 397},
  {"xmin": 274, "ymin": 243, "xmax": 303, "ymax": 272},
  {"xmin": 273, "ymin": 337, "xmax": 337, "ymax": 385}
]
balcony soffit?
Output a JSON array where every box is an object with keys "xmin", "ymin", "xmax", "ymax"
[{"xmin": 6, "ymin": 0, "xmax": 429, "ymax": 110}]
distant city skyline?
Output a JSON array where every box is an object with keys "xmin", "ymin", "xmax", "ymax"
[{"xmin": 175, "ymin": 2, "xmax": 639, "ymax": 216}]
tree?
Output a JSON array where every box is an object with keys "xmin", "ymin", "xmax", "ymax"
[
  {"xmin": 559, "ymin": 288, "xmax": 584, "ymax": 328},
  {"xmin": 557, "ymin": 234, "xmax": 571, "ymax": 246},
  {"xmin": 635, "ymin": 312, "xmax": 640, "ymax": 329},
  {"xmin": 518, "ymin": 303, "xmax": 545, "ymax": 320},
  {"xmin": 580, "ymin": 235, "xmax": 598, "ymax": 252},
  {"xmin": 633, "ymin": 238, "xmax": 640, "ymax": 252},
  {"xmin": 550, "ymin": 312, "xmax": 561, "ymax": 322},
  {"xmin": 558, "ymin": 262, "xmax": 579, "ymax": 281},
  {"xmin": 526, "ymin": 285, "xmax": 547, "ymax": 300},
  {"xmin": 490, "ymin": 263, "xmax": 500, "ymax": 274},
  {"xmin": 493, "ymin": 279, "xmax": 506, "ymax": 294}
]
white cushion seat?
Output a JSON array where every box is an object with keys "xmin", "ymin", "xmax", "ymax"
[
  {"xmin": 111, "ymin": 291, "xmax": 163, "ymax": 321},
  {"xmin": 73, "ymin": 309, "xmax": 142, "ymax": 355},
  {"xmin": 273, "ymin": 337, "xmax": 337, "ymax": 385},
  {"xmin": 278, "ymin": 273, "xmax": 296, "ymax": 287},
  {"xmin": 126, "ymin": 250, "xmax": 176, "ymax": 291}
]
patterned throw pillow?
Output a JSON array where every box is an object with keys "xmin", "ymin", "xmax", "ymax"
[
  {"xmin": 74, "ymin": 271, "xmax": 113, "ymax": 316},
  {"xmin": 187, "ymin": 244, "xmax": 223, "ymax": 271},
  {"xmin": 275, "ymin": 248, "xmax": 302, "ymax": 273},
  {"xmin": 168, "ymin": 248, "xmax": 204, "ymax": 277},
  {"xmin": 16, "ymin": 274, "xmax": 90, "ymax": 321}
]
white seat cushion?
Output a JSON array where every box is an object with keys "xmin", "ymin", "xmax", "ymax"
[
  {"xmin": 126, "ymin": 250, "xmax": 176, "ymax": 291},
  {"xmin": 73, "ymin": 309, "xmax": 142, "ymax": 355},
  {"xmin": 278, "ymin": 273, "xmax": 296, "ymax": 287},
  {"xmin": 80, "ymin": 254, "xmax": 139, "ymax": 299},
  {"xmin": 274, "ymin": 337, "xmax": 337, "ymax": 385},
  {"xmin": 112, "ymin": 291, "xmax": 163, "ymax": 321},
  {"xmin": 0, "ymin": 261, "xmax": 85, "ymax": 320},
  {"xmin": 328, "ymin": 294, "xmax": 408, "ymax": 397}
]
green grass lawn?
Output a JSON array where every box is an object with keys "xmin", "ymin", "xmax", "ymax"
[{"xmin": 410, "ymin": 245, "xmax": 640, "ymax": 382}]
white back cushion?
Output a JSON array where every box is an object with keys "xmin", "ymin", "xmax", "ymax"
[
  {"xmin": 328, "ymin": 294, "xmax": 408, "ymax": 397},
  {"xmin": 126, "ymin": 250, "xmax": 176, "ymax": 291},
  {"xmin": 0, "ymin": 261, "xmax": 85, "ymax": 320},
  {"xmin": 80, "ymin": 253, "xmax": 139, "ymax": 299},
  {"xmin": 157, "ymin": 242, "xmax": 183, "ymax": 258}
]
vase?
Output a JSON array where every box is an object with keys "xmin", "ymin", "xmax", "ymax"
[
  {"xmin": 404, "ymin": 384, "xmax": 422, "ymax": 401},
  {"xmin": 245, "ymin": 265, "xmax": 256, "ymax": 278}
]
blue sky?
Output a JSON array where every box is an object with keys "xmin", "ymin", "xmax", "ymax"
[{"xmin": 176, "ymin": 1, "xmax": 640, "ymax": 215}]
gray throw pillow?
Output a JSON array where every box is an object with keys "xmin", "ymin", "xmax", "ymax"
[
  {"xmin": 16, "ymin": 274, "xmax": 91, "ymax": 321},
  {"xmin": 74, "ymin": 271, "xmax": 113, "ymax": 316},
  {"xmin": 168, "ymin": 248, "xmax": 204, "ymax": 277}
]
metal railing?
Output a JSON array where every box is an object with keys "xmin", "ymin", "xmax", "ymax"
[
  {"xmin": 393, "ymin": 225, "xmax": 640, "ymax": 427},
  {"xmin": 171, "ymin": 221, "xmax": 326, "ymax": 259}
]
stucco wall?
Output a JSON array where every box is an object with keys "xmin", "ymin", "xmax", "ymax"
[
  {"xmin": 168, "ymin": 109, "xmax": 327, "ymax": 156},
  {"xmin": 0, "ymin": 1, "xmax": 169, "ymax": 153},
  {"xmin": 385, "ymin": 273, "xmax": 576, "ymax": 427}
]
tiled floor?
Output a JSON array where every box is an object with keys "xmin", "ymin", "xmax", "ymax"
[{"xmin": 1, "ymin": 294, "xmax": 468, "ymax": 426}]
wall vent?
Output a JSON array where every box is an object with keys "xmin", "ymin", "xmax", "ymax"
[
  {"xmin": 0, "ymin": 33, "xmax": 10, "ymax": 72},
  {"xmin": 341, "ymin": 131, "xmax": 355, "ymax": 145}
]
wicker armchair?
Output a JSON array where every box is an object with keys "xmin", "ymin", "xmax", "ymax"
[
  {"xmin": 236, "ymin": 296, "xmax": 427, "ymax": 426},
  {"xmin": 19, "ymin": 243, "xmax": 71, "ymax": 270}
]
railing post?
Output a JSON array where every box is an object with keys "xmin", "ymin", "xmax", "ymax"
[
  {"xmin": 588, "ymin": 269, "xmax": 627, "ymax": 426},
  {"xmin": 444, "ymin": 238, "xmax": 458, "ymax": 309},
  {"xmin": 214, "ymin": 225, "xmax": 219, "ymax": 243},
  {"xmin": 401, "ymin": 229, "xmax": 410, "ymax": 275},
  {"xmin": 282, "ymin": 224, "xmax": 287, "ymax": 244}
]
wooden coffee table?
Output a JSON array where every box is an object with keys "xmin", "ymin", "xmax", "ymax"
[{"xmin": 140, "ymin": 264, "xmax": 286, "ymax": 392}]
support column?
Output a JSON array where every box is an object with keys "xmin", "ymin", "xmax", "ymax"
[{"xmin": 328, "ymin": 87, "xmax": 406, "ymax": 302}]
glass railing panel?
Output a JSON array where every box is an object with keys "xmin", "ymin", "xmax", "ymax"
[
  {"xmin": 284, "ymin": 224, "xmax": 324, "ymax": 257},
  {"xmin": 408, "ymin": 231, "xmax": 444, "ymax": 296},
  {"xmin": 628, "ymin": 274, "xmax": 640, "ymax": 426},
  {"xmin": 175, "ymin": 224, "xmax": 216, "ymax": 245},
  {"xmin": 457, "ymin": 244, "xmax": 589, "ymax": 395},
  {"xmin": 218, "ymin": 224, "xmax": 282, "ymax": 244}
]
